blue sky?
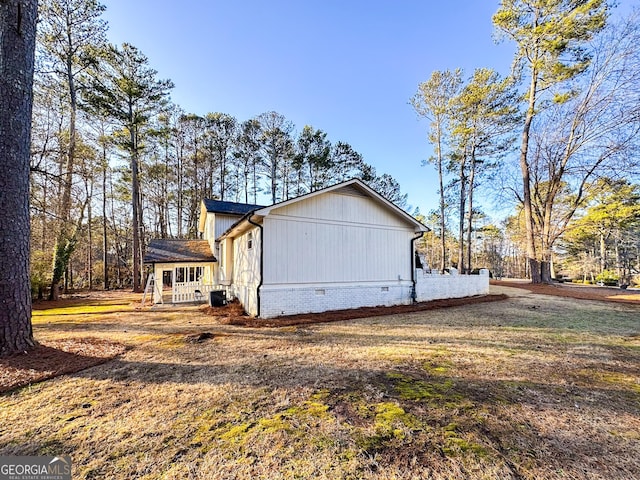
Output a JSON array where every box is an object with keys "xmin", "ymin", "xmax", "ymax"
[{"xmin": 100, "ymin": 1, "xmax": 631, "ymax": 219}]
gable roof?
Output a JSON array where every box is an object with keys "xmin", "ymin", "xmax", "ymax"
[
  {"xmin": 202, "ymin": 199, "xmax": 264, "ymax": 215},
  {"xmin": 143, "ymin": 239, "xmax": 217, "ymax": 264},
  {"xmin": 218, "ymin": 178, "xmax": 429, "ymax": 240},
  {"xmin": 255, "ymin": 178, "xmax": 428, "ymax": 231}
]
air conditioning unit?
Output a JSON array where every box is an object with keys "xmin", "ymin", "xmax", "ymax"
[{"xmin": 209, "ymin": 290, "xmax": 227, "ymax": 307}]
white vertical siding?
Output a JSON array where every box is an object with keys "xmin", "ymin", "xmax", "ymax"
[
  {"xmin": 218, "ymin": 237, "xmax": 233, "ymax": 284},
  {"xmin": 231, "ymin": 226, "xmax": 261, "ymax": 316},
  {"xmin": 273, "ymin": 191, "xmax": 410, "ymax": 228},
  {"xmin": 203, "ymin": 213, "xmax": 245, "ymax": 246},
  {"xmin": 203, "ymin": 213, "xmax": 216, "ymax": 249},
  {"xmin": 215, "ymin": 214, "xmax": 243, "ymax": 240},
  {"xmin": 262, "ymin": 192, "xmax": 415, "ymax": 286}
]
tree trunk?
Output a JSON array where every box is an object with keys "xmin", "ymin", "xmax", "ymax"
[
  {"xmin": 49, "ymin": 17, "xmax": 80, "ymax": 299},
  {"xmin": 540, "ymin": 261, "xmax": 552, "ymax": 283},
  {"xmin": 599, "ymin": 232, "xmax": 606, "ymax": 273},
  {"xmin": 521, "ymin": 68, "xmax": 541, "ymax": 283},
  {"xmin": 458, "ymin": 156, "xmax": 466, "ymax": 273},
  {"xmin": 614, "ymin": 238, "xmax": 621, "ymax": 279},
  {"xmin": 466, "ymin": 149, "xmax": 477, "ymax": 274},
  {"xmin": 271, "ymin": 152, "xmax": 277, "ymax": 204},
  {"xmin": 131, "ymin": 124, "xmax": 142, "ymax": 292},
  {"xmin": 102, "ymin": 159, "xmax": 109, "ymax": 290},
  {"xmin": 436, "ymin": 125, "xmax": 447, "ymax": 273},
  {"xmin": 177, "ymin": 146, "xmax": 183, "ymax": 238},
  {"xmin": 0, "ymin": 0, "xmax": 37, "ymax": 356},
  {"xmin": 87, "ymin": 180, "xmax": 93, "ymax": 290}
]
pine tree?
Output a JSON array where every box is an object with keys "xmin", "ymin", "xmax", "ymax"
[
  {"xmin": 84, "ymin": 43, "xmax": 173, "ymax": 291},
  {"xmin": 411, "ymin": 69, "xmax": 462, "ymax": 272},
  {"xmin": 0, "ymin": 0, "xmax": 38, "ymax": 356},
  {"xmin": 493, "ymin": 0, "xmax": 608, "ymax": 282}
]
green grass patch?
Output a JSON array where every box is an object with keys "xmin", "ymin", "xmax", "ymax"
[
  {"xmin": 32, "ymin": 303, "xmax": 132, "ymax": 317},
  {"xmin": 586, "ymin": 371, "xmax": 640, "ymax": 395},
  {"xmin": 440, "ymin": 422, "xmax": 488, "ymax": 457},
  {"xmin": 352, "ymin": 400, "xmax": 421, "ymax": 453},
  {"xmin": 386, "ymin": 371, "xmax": 470, "ymax": 409},
  {"xmin": 192, "ymin": 397, "xmax": 335, "ymax": 455}
]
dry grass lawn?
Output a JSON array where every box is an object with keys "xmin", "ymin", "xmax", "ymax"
[{"xmin": 1, "ymin": 286, "xmax": 639, "ymax": 479}]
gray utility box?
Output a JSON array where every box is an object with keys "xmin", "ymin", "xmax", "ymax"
[{"xmin": 209, "ymin": 290, "xmax": 227, "ymax": 307}]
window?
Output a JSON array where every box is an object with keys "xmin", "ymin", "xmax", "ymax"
[
  {"xmin": 174, "ymin": 266, "xmax": 203, "ymax": 284},
  {"xmin": 247, "ymin": 231, "xmax": 253, "ymax": 250},
  {"xmin": 175, "ymin": 267, "xmax": 185, "ymax": 283}
]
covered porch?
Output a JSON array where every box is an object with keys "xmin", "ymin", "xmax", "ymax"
[{"xmin": 143, "ymin": 239, "xmax": 220, "ymax": 304}]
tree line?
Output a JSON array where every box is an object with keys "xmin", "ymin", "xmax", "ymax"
[
  {"xmin": 29, "ymin": 0, "xmax": 407, "ymax": 297},
  {"xmin": 412, "ymin": 0, "xmax": 640, "ymax": 284},
  {"xmin": 3, "ymin": 0, "xmax": 640, "ymax": 356}
]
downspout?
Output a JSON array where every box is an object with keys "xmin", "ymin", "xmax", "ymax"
[
  {"xmin": 247, "ymin": 215, "xmax": 263, "ymax": 317},
  {"xmin": 410, "ymin": 232, "xmax": 424, "ymax": 303}
]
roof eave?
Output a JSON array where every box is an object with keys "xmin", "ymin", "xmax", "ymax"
[{"xmin": 255, "ymin": 178, "xmax": 429, "ymax": 232}]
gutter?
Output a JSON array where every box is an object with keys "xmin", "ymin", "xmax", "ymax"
[
  {"xmin": 410, "ymin": 231, "xmax": 424, "ymax": 303},
  {"xmin": 247, "ymin": 215, "xmax": 263, "ymax": 317}
]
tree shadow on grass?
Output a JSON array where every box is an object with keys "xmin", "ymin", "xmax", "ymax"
[
  {"xmin": 0, "ymin": 340, "xmax": 127, "ymax": 394},
  {"xmin": 65, "ymin": 355, "xmax": 640, "ymax": 479}
]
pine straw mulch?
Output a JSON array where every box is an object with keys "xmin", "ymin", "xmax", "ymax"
[
  {"xmin": 201, "ymin": 294, "xmax": 509, "ymax": 327},
  {"xmin": 491, "ymin": 279, "xmax": 640, "ymax": 304},
  {"xmin": 0, "ymin": 338, "xmax": 127, "ymax": 394}
]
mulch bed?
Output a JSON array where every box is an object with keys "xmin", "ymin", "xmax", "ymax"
[
  {"xmin": 491, "ymin": 280, "xmax": 640, "ymax": 305},
  {"xmin": 0, "ymin": 338, "xmax": 127, "ymax": 394},
  {"xmin": 202, "ymin": 294, "xmax": 509, "ymax": 327}
]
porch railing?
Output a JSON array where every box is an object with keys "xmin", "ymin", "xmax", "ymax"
[{"xmin": 172, "ymin": 282, "xmax": 220, "ymax": 303}]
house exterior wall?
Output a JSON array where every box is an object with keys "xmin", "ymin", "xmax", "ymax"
[
  {"xmin": 262, "ymin": 191, "xmax": 415, "ymax": 285},
  {"xmin": 215, "ymin": 214, "xmax": 241, "ymax": 242},
  {"xmin": 241, "ymin": 190, "xmax": 419, "ymax": 318},
  {"xmin": 202, "ymin": 212, "xmax": 245, "ymax": 246},
  {"xmin": 197, "ymin": 185, "xmax": 490, "ymax": 317},
  {"xmin": 230, "ymin": 226, "xmax": 261, "ymax": 316},
  {"xmin": 259, "ymin": 281, "xmax": 413, "ymax": 318},
  {"xmin": 217, "ymin": 237, "xmax": 234, "ymax": 285},
  {"xmin": 257, "ymin": 270, "xmax": 490, "ymax": 318},
  {"xmin": 203, "ymin": 213, "xmax": 216, "ymax": 249}
]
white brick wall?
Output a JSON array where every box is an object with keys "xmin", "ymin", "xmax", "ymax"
[
  {"xmin": 414, "ymin": 269, "xmax": 490, "ymax": 302},
  {"xmin": 249, "ymin": 270, "xmax": 489, "ymax": 319},
  {"xmin": 259, "ymin": 282, "xmax": 413, "ymax": 318}
]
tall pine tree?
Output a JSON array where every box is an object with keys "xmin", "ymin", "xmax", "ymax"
[{"xmin": 0, "ymin": 0, "xmax": 38, "ymax": 355}]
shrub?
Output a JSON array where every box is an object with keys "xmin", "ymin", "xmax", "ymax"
[{"xmin": 595, "ymin": 270, "xmax": 619, "ymax": 286}]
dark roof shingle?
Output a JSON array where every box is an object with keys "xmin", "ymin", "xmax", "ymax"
[
  {"xmin": 143, "ymin": 239, "xmax": 216, "ymax": 263},
  {"xmin": 203, "ymin": 199, "xmax": 264, "ymax": 215}
]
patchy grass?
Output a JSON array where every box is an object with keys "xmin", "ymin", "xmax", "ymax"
[
  {"xmin": 33, "ymin": 304, "xmax": 134, "ymax": 317},
  {"xmin": 1, "ymin": 286, "xmax": 639, "ymax": 479}
]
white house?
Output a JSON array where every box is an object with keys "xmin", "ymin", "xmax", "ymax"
[
  {"xmin": 143, "ymin": 200, "xmax": 261, "ymax": 304},
  {"xmin": 144, "ymin": 179, "xmax": 489, "ymax": 317}
]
